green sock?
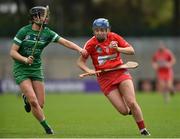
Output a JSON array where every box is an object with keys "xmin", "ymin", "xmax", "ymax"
[{"xmin": 40, "ymin": 120, "xmax": 51, "ymax": 130}]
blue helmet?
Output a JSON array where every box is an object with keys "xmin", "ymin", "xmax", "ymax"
[{"xmin": 92, "ymin": 18, "xmax": 110, "ymax": 29}]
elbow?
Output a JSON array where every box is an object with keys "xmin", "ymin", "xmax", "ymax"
[
  {"xmin": 10, "ymin": 49, "xmax": 16, "ymax": 59},
  {"xmin": 9, "ymin": 50, "xmax": 14, "ymax": 58},
  {"xmin": 77, "ymin": 57, "xmax": 86, "ymax": 69},
  {"xmin": 129, "ymin": 49, "xmax": 135, "ymax": 55},
  {"xmin": 128, "ymin": 46, "xmax": 135, "ymax": 55},
  {"xmin": 173, "ymin": 59, "xmax": 176, "ymax": 65},
  {"xmin": 76, "ymin": 58, "xmax": 81, "ymax": 67},
  {"xmin": 77, "ymin": 61, "xmax": 80, "ymax": 67},
  {"xmin": 130, "ymin": 50, "xmax": 135, "ymax": 55}
]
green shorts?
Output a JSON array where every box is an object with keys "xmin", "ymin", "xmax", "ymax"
[{"xmin": 14, "ymin": 74, "xmax": 44, "ymax": 84}]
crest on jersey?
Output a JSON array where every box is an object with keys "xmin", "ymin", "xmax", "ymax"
[
  {"xmin": 24, "ymin": 35, "xmax": 31, "ymax": 41},
  {"xmin": 95, "ymin": 45, "xmax": 102, "ymax": 53}
]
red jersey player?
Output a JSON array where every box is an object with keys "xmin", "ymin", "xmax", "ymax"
[
  {"xmin": 152, "ymin": 41, "xmax": 176, "ymax": 103},
  {"xmin": 77, "ymin": 18, "xmax": 150, "ymax": 136}
]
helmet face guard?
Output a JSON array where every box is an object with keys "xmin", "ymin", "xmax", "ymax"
[{"xmin": 29, "ymin": 6, "xmax": 49, "ymax": 25}]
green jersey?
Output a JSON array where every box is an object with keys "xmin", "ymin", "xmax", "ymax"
[{"xmin": 13, "ymin": 24, "xmax": 60, "ymax": 84}]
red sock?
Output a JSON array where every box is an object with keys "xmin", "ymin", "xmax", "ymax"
[{"xmin": 136, "ymin": 120, "xmax": 145, "ymax": 131}]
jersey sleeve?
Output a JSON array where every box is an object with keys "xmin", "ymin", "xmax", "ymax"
[
  {"xmin": 13, "ymin": 27, "xmax": 26, "ymax": 46},
  {"xmin": 49, "ymin": 30, "xmax": 61, "ymax": 42},
  {"xmin": 166, "ymin": 50, "xmax": 174, "ymax": 61},
  {"xmin": 113, "ymin": 33, "xmax": 130, "ymax": 48},
  {"xmin": 83, "ymin": 39, "xmax": 93, "ymax": 59}
]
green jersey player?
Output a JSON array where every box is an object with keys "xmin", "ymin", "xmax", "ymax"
[{"xmin": 10, "ymin": 6, "xmax": 87, "ymax": 134}]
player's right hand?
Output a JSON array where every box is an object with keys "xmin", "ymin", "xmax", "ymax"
[
  {"xmin": 24, "ymin": 56, "xmax": 34, "ymax": 64},
  {"xmin": 87, "ymin": 69, "xmax": 97, "ymax": 75},
  {"xmin": 79, "ymin": 69, "xmax": 100, "ymax": 78},
  {"xmin": 79, "ymin": 49, "xmax": 88, "ymax": 58}
]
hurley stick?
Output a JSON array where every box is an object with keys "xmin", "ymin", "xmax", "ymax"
[{"xmin": 79, "ymin": 61, "xmax": 139, "ymax": 78}]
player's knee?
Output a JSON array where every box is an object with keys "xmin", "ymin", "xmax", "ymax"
[
  {"xmin": 120, "ymin": 111, "xmax": 129, "ymax": 116},
  {"xmin": 127, "ymin": 101, "xmax": 136, "ymax": 109},
  {"xmin": 118, "ymin": 109, "xmax": 129, "ymax": 116},
  {"xmin": 29, "ymin": 99, "xmax": 38, "ymax": 108},
  {"xmin": 39, "ymin": 102, "xmax": 44, "ymax": 109}
]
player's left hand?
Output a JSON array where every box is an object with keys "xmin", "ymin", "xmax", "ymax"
[{"xmin": 109, "ymin": 41, "xmax": 119, "ymax": 51}]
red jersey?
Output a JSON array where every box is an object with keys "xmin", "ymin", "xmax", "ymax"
[
  {"xmin": 83, "ymin": 32, "xmax": 130, "ymax": 70},
  {"xmin": 152, "ymin": 48, "xmax": 174, "ymax": 80},
  {"xmin": 152, "ymin": 48, "xmax": 173, "ymax": 72}
]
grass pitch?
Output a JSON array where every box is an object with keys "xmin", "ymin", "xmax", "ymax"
[{"xmin": 0, "ymin": 92, "xmax": 180, "ymax": 138}]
